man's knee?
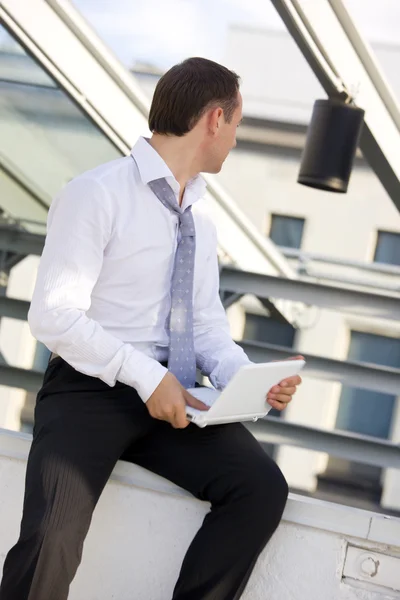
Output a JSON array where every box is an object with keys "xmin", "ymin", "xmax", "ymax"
[
  {"xmin": 237, "ymin": 456, "xmax": 289, "ymax": 528},
  {"xmin": 19, "ymin": 493, "xmax": 93, "ymax": 550}
]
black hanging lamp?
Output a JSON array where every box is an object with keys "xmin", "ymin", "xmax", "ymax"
[{"xmin": 298, "ymin": 98, "xmax": 365, "ymax": 193}]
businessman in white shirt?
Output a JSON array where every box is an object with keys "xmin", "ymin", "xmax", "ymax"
[{"xmin": 0, "ymin": 57, "xmax": 302, "ymax": 600}]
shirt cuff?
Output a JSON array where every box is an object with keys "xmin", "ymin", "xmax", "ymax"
[
  {"xmin": 210, "ymin": 354, "xmax": 252, "ymax": 391},
  {"xmin": 118, "ymin": 353, "xmax": 168, "ymax": 402}
]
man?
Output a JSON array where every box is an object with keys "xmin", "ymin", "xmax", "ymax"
[{"xmin": 0, "ymin": 57, "xmax": 302, "ymax": 600}]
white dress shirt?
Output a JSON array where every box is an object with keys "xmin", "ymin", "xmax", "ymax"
[{"xmin": 28, "ymin": 136, "xmax": 251, "ymax": 402}]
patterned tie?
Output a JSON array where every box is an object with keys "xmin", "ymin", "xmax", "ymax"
[{"xmin": 148, "ymin": 178, "xmax": 197, "ymax": 388}]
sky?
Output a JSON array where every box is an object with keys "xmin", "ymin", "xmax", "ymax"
[
  {"xmin": 72, "ymin": 0, "xmax": 282, "ymax": 69},
  {"xmin": 72, "ymin": 0, "xmax": 400, "ymax": 70}
]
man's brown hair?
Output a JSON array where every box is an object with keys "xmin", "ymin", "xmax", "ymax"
[{"xmin": 148, "ymin": 57, "xmax": 240, "ymax": 137}]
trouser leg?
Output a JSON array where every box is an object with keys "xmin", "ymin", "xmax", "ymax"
[
  {"xmin": 0, "ymin": 359, "xmax": 153, "ymax": 600},
  {"xmin": 123, "ymin": 420, "xmax": 289, "ymax": 600}
]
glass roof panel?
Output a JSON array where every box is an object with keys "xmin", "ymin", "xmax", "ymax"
[
  {"xmin": 343, "ymin": 0, "xmax": 400, "ymax": 102},
  {"xmin": 0, "ymin": 25, "xmax": 121, "ymax": 226}
]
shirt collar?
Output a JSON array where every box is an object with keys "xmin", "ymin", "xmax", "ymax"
[{"xmin": 130, "ymin": 137, "xmax": 207, "ymax": 207}]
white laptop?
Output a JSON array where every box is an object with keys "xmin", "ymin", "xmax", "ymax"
[{"xmin": 186, "ymin": 359, "xmax": 305, "ymax": 428}]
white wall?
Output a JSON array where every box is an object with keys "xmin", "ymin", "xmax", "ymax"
[
  {"xmin": 1, "ymin": 431, "xmax": 400, "ymax": 600},
  {"xmin": 217, "ymin": 150, "xmax": 400, "ymax": 259}
]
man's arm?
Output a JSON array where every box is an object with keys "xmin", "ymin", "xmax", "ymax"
[
  {"xmin": 193, "ymin": 224, "xmax": 303, "ymax": 407},
  {"xmin": 193, "ymin": 225, "xmax": 251, "ymax": 390},
  {"xmin": 28, "ymin": 177, "xmax": 167, "ymax": 402}
]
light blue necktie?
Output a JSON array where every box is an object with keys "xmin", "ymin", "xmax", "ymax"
[{"xmin": 148, "ymin": 178, "xmax": 197, "ymax": 388}]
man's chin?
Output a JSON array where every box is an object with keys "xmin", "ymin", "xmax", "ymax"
[{"xmin": 205, "ymin": 163, "xmax": 223, "ymax": 175}]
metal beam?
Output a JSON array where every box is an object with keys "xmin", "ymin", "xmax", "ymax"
[
  {"xmin": 270, "ymin": 0, "xmax": 400, "ymax": 212},
  {"xmin": 248, "ymin": 417, "xmax": 400, "ymax": 470},
  {"xmin": 1, "ymin": 252, "xmax": 24, "ymax": 272},
  {"xmin": 0, "ymin": 165, "xmax": 48, "ymax": 225},
  {"xmin": 0, "ymin": 362, "xmax": 398, "ymax": 470},
  {"xmin": 239, "ymin": 339, "xmax": 400, "ymax": 396},
  {"xmin": 0, "ymin": 296, "xmax": 29, "ymax": 321},
  {"xmin": 0, "ymin": 364, "xmax": 43, "ymax": 392},
  {"xmin": 258, "ymin": 297, "xmax": 293, "ymax": 325},
  {"xmin": 0, "ymin": 226, "xmax": 44, "ymax": 256},
  {"xmin": 0, "ymin": 362, "xmax": 397, "ymax": 470},
  {"xmin": 220, "ymin": 266, "xmax": 400, "ymax": 321},
  {"xmin": 328, "ymin": 0, "xmax": 400, "ymax": 133},
  {"xmin": 221, "ymin": 292, "xmax": 244, "ymax": 309},
  {"xmin": 0, "ymin": 152, "xmax": 50, "ymax": 213},
  {"xmin": 0, "ymin": 331, "xmax": 397, "ymax": 396},
  {"xmin": 291, "ymin": 269, "xmax": 400, "ymax": 295},
  {"xmin": 2, "ymin": 291, "xmax": 399, "ymax": 394},
  {"xmin": 281, "ymin": 247, "xmax": 400, "ymax": 276}
]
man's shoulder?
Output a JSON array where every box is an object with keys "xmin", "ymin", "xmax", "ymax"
[
  {"xmin": 51, "ymin": 156, "xmax": 135, "ymax": 218},
  {"xmin": 192, "ymin": 204, "xmax": 217, "ymax": 241},
  {"xmin": 71, "ymin": 156, "xmax": 133, "ymax": 190},
  {"xmin": 192, "ymin": 203, "xmax": 215, "ymax": 229}
]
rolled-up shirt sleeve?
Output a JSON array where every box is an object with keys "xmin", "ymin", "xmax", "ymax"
[
  {"xmin": 28, "ymin": 177, "xmax": 167, "ymax": 402},
  {"xmin": 193, "ymin": 224, "xmax": 251, "ymax": 390}
]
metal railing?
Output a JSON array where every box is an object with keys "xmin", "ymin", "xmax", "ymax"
[
  {"xmin": 1, "ymin": 259, "xmax": 399, "ymax": 471},
  {"xmin": 280, "ymin": 246, "xmax": 400, "ymax": 293}
]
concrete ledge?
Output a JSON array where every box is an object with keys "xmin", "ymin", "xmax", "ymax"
[
  {"xmin": 1, "ymin": 428, "xmax": 399, "ymax": 547},
  {"xmin": 1, "ymin": 428, "xmax": 400, "ymax": 599}
]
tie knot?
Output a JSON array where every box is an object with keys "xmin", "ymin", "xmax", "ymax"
[{"xmin": 149, "ymin": 178, "xmax": 195, "ymax": 238}]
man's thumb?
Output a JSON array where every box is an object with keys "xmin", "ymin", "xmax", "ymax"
[{"xmin": 185, "ymin": 392, "xmax": 209, "ymax": 412}]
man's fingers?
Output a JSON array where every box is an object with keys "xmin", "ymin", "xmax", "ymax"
[
  {"xmin": 265, "ymin": 355, "xmax": 304, "ymax": 412},
  {"xmin": 270, "ymin": 378, "xmax": 301, "ymax": 394},
  {"xmin": 268, "ymin": 393, "xmax": 293, "ymax": 404},
  {"xmin": 279, "ymin": 375, "xmax": 302, "ymax": 387},
  {"xmin": 171, "ymin": 406, "xmax": 190, "ymax": 429},
  {"xmin": 268, "ymin": 385, "xmax": 297, "ymax": 397},
  {"xmin": 268, "ymin": 400, "xmax": 287, "ymax": 412}
]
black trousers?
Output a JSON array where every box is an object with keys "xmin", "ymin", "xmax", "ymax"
[{"xmin": 0, "ymin": 358, "xmax": 288, "ymax": 600}]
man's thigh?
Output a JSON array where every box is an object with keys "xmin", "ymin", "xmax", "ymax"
[
  {"xmin": 122, "ymin": 421, "xmax": 282, "ymax": 504},
  {"xmin": 28, "ymin": 359, "xmax": 156, "ymax": 511}
]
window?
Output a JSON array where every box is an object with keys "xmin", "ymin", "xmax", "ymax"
[
  {"xmin": 244, "ymin": 313, "xmax": 295, "ymax": 348},
  {"xmin": 320, "ymin": 331, "xmax": 400, "ymax": 505},
  {"xmin": 268, "ymin": 215, "xmax": 305, "ymax": 249},
  {"xmin": 373, "ymin": 231, "xmax": 400, "ymax": 266},
  {"xmin": 335, "ymin": 331, "xmax": 399, "ymax": 441}
]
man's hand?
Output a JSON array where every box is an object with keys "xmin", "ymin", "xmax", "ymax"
[
  {"xmin": 146, "ymin": 372, "xmax": 209, "ymax": 429},
  {"xmin": 266, "ymin": 355, "xmax": 304, "ymax": 412}
]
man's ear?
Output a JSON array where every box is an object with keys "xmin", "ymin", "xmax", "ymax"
[{"xmin": 207, "ymin": 106, "xmax": 224, "ymax": 135}]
